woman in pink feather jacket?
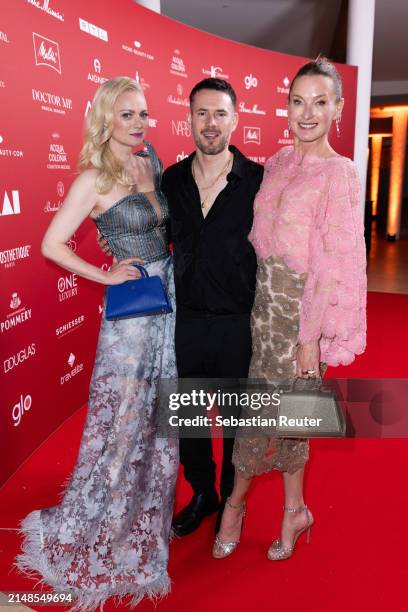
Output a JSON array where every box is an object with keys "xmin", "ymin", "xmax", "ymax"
[{"xmin": 213, "ymin": 57, "xmax": 367, "ymax": 561}]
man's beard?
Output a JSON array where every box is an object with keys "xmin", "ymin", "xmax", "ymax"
[{"xmin": 194, "ymin": 133, "xmax": 229, "ymax": 155}]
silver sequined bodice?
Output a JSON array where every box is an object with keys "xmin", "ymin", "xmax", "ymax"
[{"xmin": 94, "ymin": 142, "xmax": 169, "ymax": 264}]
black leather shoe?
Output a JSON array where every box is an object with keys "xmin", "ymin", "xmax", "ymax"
[{"xmin": 172, "ymin": 491, "xmax": 219, "ymax": 537}]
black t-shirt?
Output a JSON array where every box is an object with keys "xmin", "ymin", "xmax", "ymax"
[{"xmin": 161, "ymin": 146, "xmax": 264, "ymax": 315}]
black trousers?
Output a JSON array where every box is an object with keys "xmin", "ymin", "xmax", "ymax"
[{"xmin": 175, "ymin": 310, "xmax": 252, "ymax": 501}]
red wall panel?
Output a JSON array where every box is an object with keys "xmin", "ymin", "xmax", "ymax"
[{"xmin": 0, "ymin": 0, "xmax": 357, "ymax": 486}]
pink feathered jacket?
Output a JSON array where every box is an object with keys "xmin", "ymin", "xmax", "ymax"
[{"xmin": 249, "ymin": 146, "xmax": 367, "ymax": 367}]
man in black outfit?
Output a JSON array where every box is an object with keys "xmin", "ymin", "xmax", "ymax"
[{"xmin": 161, "ymin": 79, "xmax": 264, "ymax": 536}]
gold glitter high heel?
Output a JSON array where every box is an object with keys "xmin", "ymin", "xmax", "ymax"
[
  {"xmin": 267, "ymin": 505, "xmax": 313, "ymax": 561},
  {"xmin": 212, "ymin": 497, "xmax": 246, "ymax": 559}
]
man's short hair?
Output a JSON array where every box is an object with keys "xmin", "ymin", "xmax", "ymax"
[{"xmin": 189, "ymin": 78, "xmax": 237, "ymax": 108}]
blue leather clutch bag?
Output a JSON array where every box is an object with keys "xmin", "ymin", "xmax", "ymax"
[{"xmin": 105, "ymin": 264, "xmax": 173, "ymax": 320}]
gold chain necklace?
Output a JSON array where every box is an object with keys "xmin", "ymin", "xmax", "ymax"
[{"xmin": 192, "ymin": 154, "xmax": 233, "ymax": 208}]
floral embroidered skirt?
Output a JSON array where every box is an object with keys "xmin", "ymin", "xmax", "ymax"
[
  {"xmin": 16, "ymin": 256, "xmax": 179, "ymax": 611},
  {"xmin": 233, "ymin": 255, "xmax": 311, "ymax": 478}
]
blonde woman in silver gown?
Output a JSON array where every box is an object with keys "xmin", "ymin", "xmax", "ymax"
[{"xmin": 16, "ymin": 77, "xmax": 178, "ymax": 610}]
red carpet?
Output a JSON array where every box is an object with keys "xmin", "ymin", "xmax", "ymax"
[{"xmin": 1, "ymin": 291, "xmax": 407, "ymax": 612}]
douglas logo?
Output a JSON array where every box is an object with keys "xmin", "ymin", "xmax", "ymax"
[{"xmin": 4, "ymin": 343, "xmax": 36, "ymax": 373}]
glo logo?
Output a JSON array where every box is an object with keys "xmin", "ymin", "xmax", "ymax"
[
  {"xmin": 244, "ymin": 73, "xmax": 258, "ymax": 90},
  {"xmin": 12, "ymin": 394, "xmax": 32, "ymax": 427}
]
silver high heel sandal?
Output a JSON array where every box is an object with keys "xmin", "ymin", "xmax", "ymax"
[
  {"xmin": 212, "ymin": 497, "xmax": 246, "ymax": 559},
  {"xmin": 267, "ymin": 505, "xmax": 313, "ymax": 561}
]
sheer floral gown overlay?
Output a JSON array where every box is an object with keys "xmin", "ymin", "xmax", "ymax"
[
  {"xmin": 232, "ymin": 146, "xmax": 367, "ymax": 479},
  {"xmin": 16, "ymin": 142, "xmax": 179, "ymax": 610}
]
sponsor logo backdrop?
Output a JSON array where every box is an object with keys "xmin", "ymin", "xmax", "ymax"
[{"xmin": 0, "ymin": 0, "xmax": 357, "ymax": 486}]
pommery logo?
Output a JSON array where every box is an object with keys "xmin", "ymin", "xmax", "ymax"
[{"xmin": 33, "ymin": 32, "xmax": 61, "ymax": 74}]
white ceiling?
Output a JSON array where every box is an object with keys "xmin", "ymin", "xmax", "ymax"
[{"xmin": 160, "ymin": 0, "xmax": 408, "ymax": 96}]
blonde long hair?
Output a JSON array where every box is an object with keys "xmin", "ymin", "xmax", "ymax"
[{"xmin": 79, "ymin": 77, "xmax": 145, "ymax": 194}]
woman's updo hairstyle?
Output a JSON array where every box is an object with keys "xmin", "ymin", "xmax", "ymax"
[{"xmin": 289, "ymin": 56, "xmax": 343, "ymax": 103}]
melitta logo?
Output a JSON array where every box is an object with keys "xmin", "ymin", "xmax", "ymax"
[
  {"xmin": 33, "ymin": 32, "xmax": 61, "ymax": 74},
  {"xmin": 26, "ymin": 0, "xmax": 64, "ymax": 22},
  {"xmin": 202, "ymin": 65, "xmax": 229, "ymax": 80},
  {"xmin": 32, "ymin": 88, "xmax": 72, "ymax": 115},
  {"xmin": 244, "ymin": 74, "xmax": 258, "ymax": 90},
  {"xmin": 44, "ymin": 181, "xmax": 64, "ymax": 213},
  {"xmin": 79, "ymin": 17, "xmax": 108, "ymax": 42},
  {"xmin": 176, "ymin": 151, "xmax": 189, "ymax": 162},
  {"xmin": 1, "ymin": 191, "xmax": 20, "ymax": 217},
  {"xmin": 244, "ymin": 127, "xmax": 261, "ymax": 145},
  {"xmin": 1, "ymin": 292, "xmax": 32, "ymax": 333},
  {"xmin": 171, "ymin": 120, "xmax": 191, "ymax": 138},
  {"xmin": 12, "ymin": 394, "xmax": 32, "ymax": 427},
  {"xmin": 47, "ymin": 142, "xmax": 70, "ymax": 170},
  {"xmin": 58, "ymin": 273, "xmax": 78, "ymax": 301},
  {"xmin": 55, "ymin": 315, "xmax": 85, "ymax": 338},
  {"xmin": 4, "ymin": 343, "xmax": 36, "ymax": 373},
  {"xmin": 61, "ymin": 352, "xmax": 84, "ymax": 385},
  {"xmin": 0, "ymin": 244, "xmax": 31, "ymax": 268},
  {"xmin": 238, "ymin": 102, "xmax": 266, "ymax": 116}
]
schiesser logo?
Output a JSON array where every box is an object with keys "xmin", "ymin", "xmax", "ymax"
[
  {"xmin": 55, "ymin": 315, "xmax": 85, "ymax": 338},
  {"xmin": 4, "ymin": 343, "xmax": 36, "ymax": 373}
]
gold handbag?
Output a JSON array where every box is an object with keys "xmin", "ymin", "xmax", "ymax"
[{"xmin": 275, "ymin": 377, "xmax": 345, "ymax": 438}]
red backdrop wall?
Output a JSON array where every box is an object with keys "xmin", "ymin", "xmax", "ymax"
[{"xmin": 0, "ymin": 0, "xmax": 357, "ymax": 487}]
